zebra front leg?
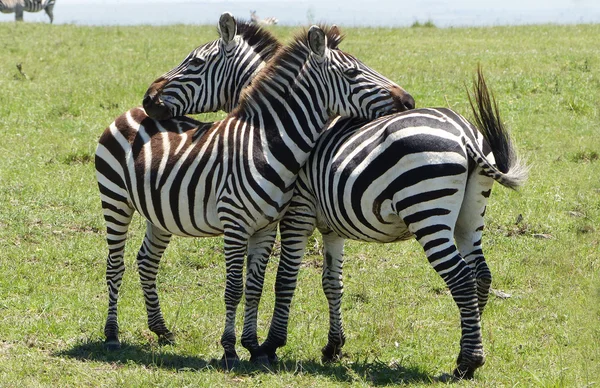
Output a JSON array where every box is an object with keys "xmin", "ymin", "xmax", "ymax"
[
  {"xmin": 103, "ymin": 203, "xmax": 134, "ymax": 350},
  {"xmin": 320, "ymin": 231, "xmax": 346, "ymax": 363},
  {"xmin": 220, "ymin": 230, "xmax": 248, "ymax": 370},
  {"xmin": 240, "ymin": 228, "xmax": 278, "ymax": 364},
  {"xmin": 137, "ymin": 222, "xmax": 174, "ymax": 345}
]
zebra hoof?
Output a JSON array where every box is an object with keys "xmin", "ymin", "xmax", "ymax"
[
  {"xmin": 453, "ymin": 366, "xmax": 475, "ymax": 380},
  {"xmin": 220, "ymin": 352, "xmax": 240, "ymax": 371},
  {"xmin": 250, "ymin": 353, "xmax": 271, "ymax": 367},
  {"xmin": 454, "ymin": 349, "xmax": 484, "ymax": 380},
  {"xmin": 321, "ymin": 344, "xmax": 342, "ymax": 363},
  {"xmin": 104, "ymin": 339, "xmax": 121, "ymax": 351},
  {"xmin": 158, "ymin": 332, "xmax": 175, "ymax": 346},
  {"xmin": 267, "ymin": 352, "xmax": 279, "ymax": 364}
]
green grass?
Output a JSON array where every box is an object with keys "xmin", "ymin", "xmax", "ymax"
[{"xmin": 1, "ymin": 21, "xmax": 599, "ymax": 387}]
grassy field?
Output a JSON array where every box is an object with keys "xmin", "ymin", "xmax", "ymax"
[{"xmin": 0, "ymin": 20, "xmax": 599, "ymax": 387}]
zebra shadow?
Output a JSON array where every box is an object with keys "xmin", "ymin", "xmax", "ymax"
[{"xmin": 56, "ymin": 341, "xmax": 437, "ymax": 385}]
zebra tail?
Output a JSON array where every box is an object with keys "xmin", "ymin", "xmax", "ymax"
[{"xmin": 466, "ymin": 66, "xmax": 529, "ymax": 190}]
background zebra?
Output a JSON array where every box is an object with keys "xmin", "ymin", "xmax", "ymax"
[
  {"xmin": 250, "ymin": 10, "xmax": 278, "ymax": 26},
  {"xmin": 96, "ymin": 13, "xmax": 280, "ymax": 352},
  {"xmin": 0, "ymin": 0, "xmax": 55, "ymax": 23},
  {"xmin": 258, "ymin": 69, "xmax": 528, "ymax": 379},
  {"xmin": 97, "ymin": 21, "xmax": 414, "ymax": 368}
]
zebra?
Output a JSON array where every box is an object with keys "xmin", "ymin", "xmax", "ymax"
[
  {"xmin": 0, "ymin": 0, "xmax": 55, "ymax": 23},
  {"xmin": 258, "ymin": 68, "xmax": 528, "ymax": 379},
  {"xmin": 96, "ymin": 21, "xmax": 415, "ymax": 368},
  {"xmin": 250, "ymin": 10, "xmax": 278, "ymax": 26},
  {"xmin": 96, "ymin": 12, "xmax": 280, "ymax": 351}
]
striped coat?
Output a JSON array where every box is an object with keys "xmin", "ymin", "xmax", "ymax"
[
  {"xmin": 96, "ymin": 13, "xmax": 280, "ymax": 352},
  {"xmin": 260, "ymin": 69, "xmax": 528, "ymax": 379},
  {"xmin": 96, "ymin": 23, "xmax": 414, "ymax": 367},
  {"xmin": 0, "ymin": 0, "xmax": 55, "ymax": 23}
]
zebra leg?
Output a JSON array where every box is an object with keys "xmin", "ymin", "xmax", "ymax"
[
  {"xmin": 240, "ymin": 227, "xmax": 278, "ymax": 364},
  {"xmin": 15, "ymin": 4, "xmax": 24, "ymax": 21},
  {"xmin": 45, "ymin": 3, "xmax": 55, "ymax": 23},
  {"xmin": 136, "ymin": 221, "xmax": 174, "ymax": 344},
  {"xmin": 103, "ymin": 202, "xmax": 134, "ymax": 350},
  {"xmin": 220, "ymin": 230, "xmax": 248, "ymax": 370},
  {"xmin": 408, "ymin": 217, "xmax": 484, "ymax": 379},
  {"xmin": 260, "ymin": 187, "xmax": 318, "ymax": 362},
  {"xmin": 320, "ymin": 231, "xmax": 346, "ymax": 363},
  {"xmin": 455, "ymin": 174, "xmax": 495, "ymax": 314}
]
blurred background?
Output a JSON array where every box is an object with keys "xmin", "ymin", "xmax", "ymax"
[{"xmin": 1, "ymin": 0, "xmax": 599, "ymax": 27}]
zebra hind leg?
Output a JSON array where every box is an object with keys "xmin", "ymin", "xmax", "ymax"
[
  {"xmin": 408, "ymin": 217, "xmax": 484, "ymax": 379},
  {"xmin": 259, "ymin": 195, "xmax": 318, "ymax": 364},
  {"xmin": 320, "ymin": 231, "xmax": 346, "ymax": 363},
  {"xmin": 45, "ymin": 3, "xmax": 55, "ymax": 23},
  {"xmin": 137, "ymin": 222, "xmax": 174, "ymax": 345},
  {"xmin": 15, "ymin": 5, "xmax": 24, "ymax": 22},
  {"xmin": 240, "ymin": 228, "xmax": 278, "ymax": 365},
  {"xmin": 454, "ymin": 174, "xmax": 495, "ymax": 314},
  {"xmin": 103, "ymin": 202, "xmax": 134, "ymax": 350}
]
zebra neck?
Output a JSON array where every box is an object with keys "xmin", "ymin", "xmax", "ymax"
[
  {"xmin": 237, "ymin": 75, "xmax": 329, "ymax": 178},
  {"xmin": 226, "ymin": 62, "xmax": 266, "ymax": 113}
]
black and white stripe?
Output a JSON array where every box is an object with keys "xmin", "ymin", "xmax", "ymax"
[
  {"xmin": 96, "ymin": 13, "xmax": 280, "ymax": 352},
  {"xmin": 0, "ymin": 0, "xmax": 55, "ymax": 23},
  {"xmin": 260, "ymin": 69, "xmax": 528, "ymax": 379},
  {"xmin": 142, "ymin": 14, "xmax": 280, "ymax": 120},
  {"xmin": 96, "ymin": 22, "xmax": 414, "ymax": 367}
]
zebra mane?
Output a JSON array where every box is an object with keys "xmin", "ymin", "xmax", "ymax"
[
  {"xmin": 233, "ymin": 19, "xmax": 282, "ymax": 62},
  {"xmin": 232, "ymin": 25, "xmax": 345, "ymax": 116}
]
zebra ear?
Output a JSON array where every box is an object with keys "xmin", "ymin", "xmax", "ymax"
[
  {"xmin": 329, "ymin": 25, "xmax": 341, "ymax": 49},
  {"xmin": 307, "ymin": 25, "xmax": 327, "ymax": 58},
  {"xmin": 218, "ymin": 12, "xmax": 237, "ymax": 45}
]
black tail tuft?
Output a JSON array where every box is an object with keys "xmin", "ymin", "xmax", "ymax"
[{"xmin": 467, "ymin": 66, "xmax": 529, "ymax": 189}]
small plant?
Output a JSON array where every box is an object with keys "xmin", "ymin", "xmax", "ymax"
[
  {"xmin": 61, "ymin": 150, "xmax": 94, "ymax": 165},
  {"xmin": 411, "ymin": 20, "xmax": 436, "ymax": 28},
  {"xmin": 570, "ymin": 150, "xmax": 599, "ymax": 163},
  {"xmin": 14, "ymin": 62, "xmax": 31, "ymax": 81}
]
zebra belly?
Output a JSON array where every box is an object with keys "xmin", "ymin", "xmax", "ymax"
[
  {"xmin": 131, "ymin": 188, "xmax": 224, "ymax": 238},
  {"xmin": 315, "ymin": 191, "xmax": 412, "ymax": 243}
]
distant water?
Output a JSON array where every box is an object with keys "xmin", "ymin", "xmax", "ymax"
[{"xmin": 2, "ymin": 0, "xmax": 599, "ymax": 27}]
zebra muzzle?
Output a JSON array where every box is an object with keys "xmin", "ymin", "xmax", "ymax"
[
  {"xmin": 143, "ymin": 78, "xmax": 173, "ymax": 120},
  {"xmin": 391, "ymin": 85, "xmax": 415, "ymax": 112}
]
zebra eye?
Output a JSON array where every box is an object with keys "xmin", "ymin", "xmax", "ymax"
[
  {"xmin": 189, "ymin": 57, "xmax": 205, "ymax": 67},
  {"xmin": 344, "ymin": 68, "xmax": 360, "ymax": 78}
]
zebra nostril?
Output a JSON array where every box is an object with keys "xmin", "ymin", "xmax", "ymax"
[
  {"xmin": 403, "ymin": 94, "xmax": 415, "ymax": 110},
  {"xmin": 142, "ymin": 93, "xmax": 153, "ymax": 108},
  {"xmin": 142, "ymin": 92, "xmax": 158, "ymax": 113}
]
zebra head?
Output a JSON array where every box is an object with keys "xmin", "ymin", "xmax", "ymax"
[
  {"xmin": 143, "ymin": 12, "xmax": 280, "ymax": 120},
  {"xmin": 303, "ymin": 25, "xmax": 414, "ymax": 120}
]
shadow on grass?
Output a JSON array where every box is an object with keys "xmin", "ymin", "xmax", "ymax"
[{"xmin": 56, "ymin": 340, "xmax": 438, "ymax": 385}]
